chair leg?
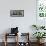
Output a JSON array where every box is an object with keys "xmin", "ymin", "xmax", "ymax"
[
  {"xmin": 4, "ymin": 33, "xmax": 7, "ymax": 46},
  {"xmin": 17, "ymin": 34, "xmax": 18, "ymax": 46},
  {"xmin": 5, "ymin": 41, "xmax": 7, "ymax": 46}
]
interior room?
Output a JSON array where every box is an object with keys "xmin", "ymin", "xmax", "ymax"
[{"xmin": 0, "ymin": 0, "xmax": 46, "ymax": 46}]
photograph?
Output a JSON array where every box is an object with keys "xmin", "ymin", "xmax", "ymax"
[{"xmin": 10, "ymin": 10, "xmax": 24, "ymax": 17}]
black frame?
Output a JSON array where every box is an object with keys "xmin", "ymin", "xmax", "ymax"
[{"xmin": 10, "ymin": 10, "xmax": 24, "ymax": 17}]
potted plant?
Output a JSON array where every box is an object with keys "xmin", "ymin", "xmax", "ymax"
[
  {"xmin": 40, "ymin": 26, "xmax": 45, "ymax": 29},
  {"xmin": 33, "ymin": 32, "xmax": 46, "ymax": 43},
  {"xmin": 32, "ymin": 25, "xmax": 39, "ymax": 30},
  {"xmin": 32, "ymin": 24, "xmax": 45, "ymax": 30}
]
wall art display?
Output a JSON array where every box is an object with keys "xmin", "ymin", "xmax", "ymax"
[
  {"xmin": 10, "ymin": 10, "xmax": 24, "ymax": 17},
  {"xmin": 36, "ymin": 0, "xmax": 46, "ymax": 26},
  {"xmin": 37, "ymin": 0, "xmax": 46, "ymax": 18}
]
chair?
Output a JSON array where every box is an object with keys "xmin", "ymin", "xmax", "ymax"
[
  {"xmin": 18, "ymin": 33, "xmax": 30, "ymax": 46},
  {"xmin": 4, "ymin": 27, "xmax": 19, "ymax": 46}
]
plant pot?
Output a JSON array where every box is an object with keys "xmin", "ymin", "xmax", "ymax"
[
  {"xmin": 37, "ymin": 39, "xmax": 45, "ymax": 44},
  {"xmin": 37, "ymin": 39, "xmax": 40, "ymax": 43},
  {"xmin": 40, "ymin": 38, "xmax": 45, "ymax": 43}
]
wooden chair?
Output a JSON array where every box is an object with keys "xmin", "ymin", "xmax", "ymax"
[{"xmin": 4, "ymin": 33, "xmax": 18, "ymax": 46}]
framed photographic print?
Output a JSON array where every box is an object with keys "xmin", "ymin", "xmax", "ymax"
[
  {"xmin": 37, "ymin": 0, "xmax": 46, "ymax": 18},
  {"xmin": 36, "ymin": 0, "xmax": 46, "ymax": 26},
  {"xmin": 10, "ymin": 10, "xmax": 24, "ymax": 17}
]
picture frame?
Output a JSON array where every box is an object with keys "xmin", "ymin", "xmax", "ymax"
[
  {"xmin": 37, "ymin": 0, "xmax": 46, "ymax": 18},
  {"xmin": 10, "ymin": 10, "xmax": 24, "ymax": 17},
  {"xmin": 36, "ymin": 0, "xmax": 46, "ymax": 26}
]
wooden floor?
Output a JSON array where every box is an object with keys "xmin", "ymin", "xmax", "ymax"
[{"xmin": 0, "ymin": 42, "xmax": 46, "ymax": 46}]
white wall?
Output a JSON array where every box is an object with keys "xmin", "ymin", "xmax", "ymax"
[{"xmin": 0, "ymin": 0, "xmax": 36, "ymax": 42}]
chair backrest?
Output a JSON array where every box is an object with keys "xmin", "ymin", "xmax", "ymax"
[{"xmin": 11, "ymin": 27, "xmax": 18, "ymax": 34}]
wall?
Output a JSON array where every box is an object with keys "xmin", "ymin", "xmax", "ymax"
[{"xmin": 0, "ymin": 0, "xmax": 36, "ymax": 42}]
